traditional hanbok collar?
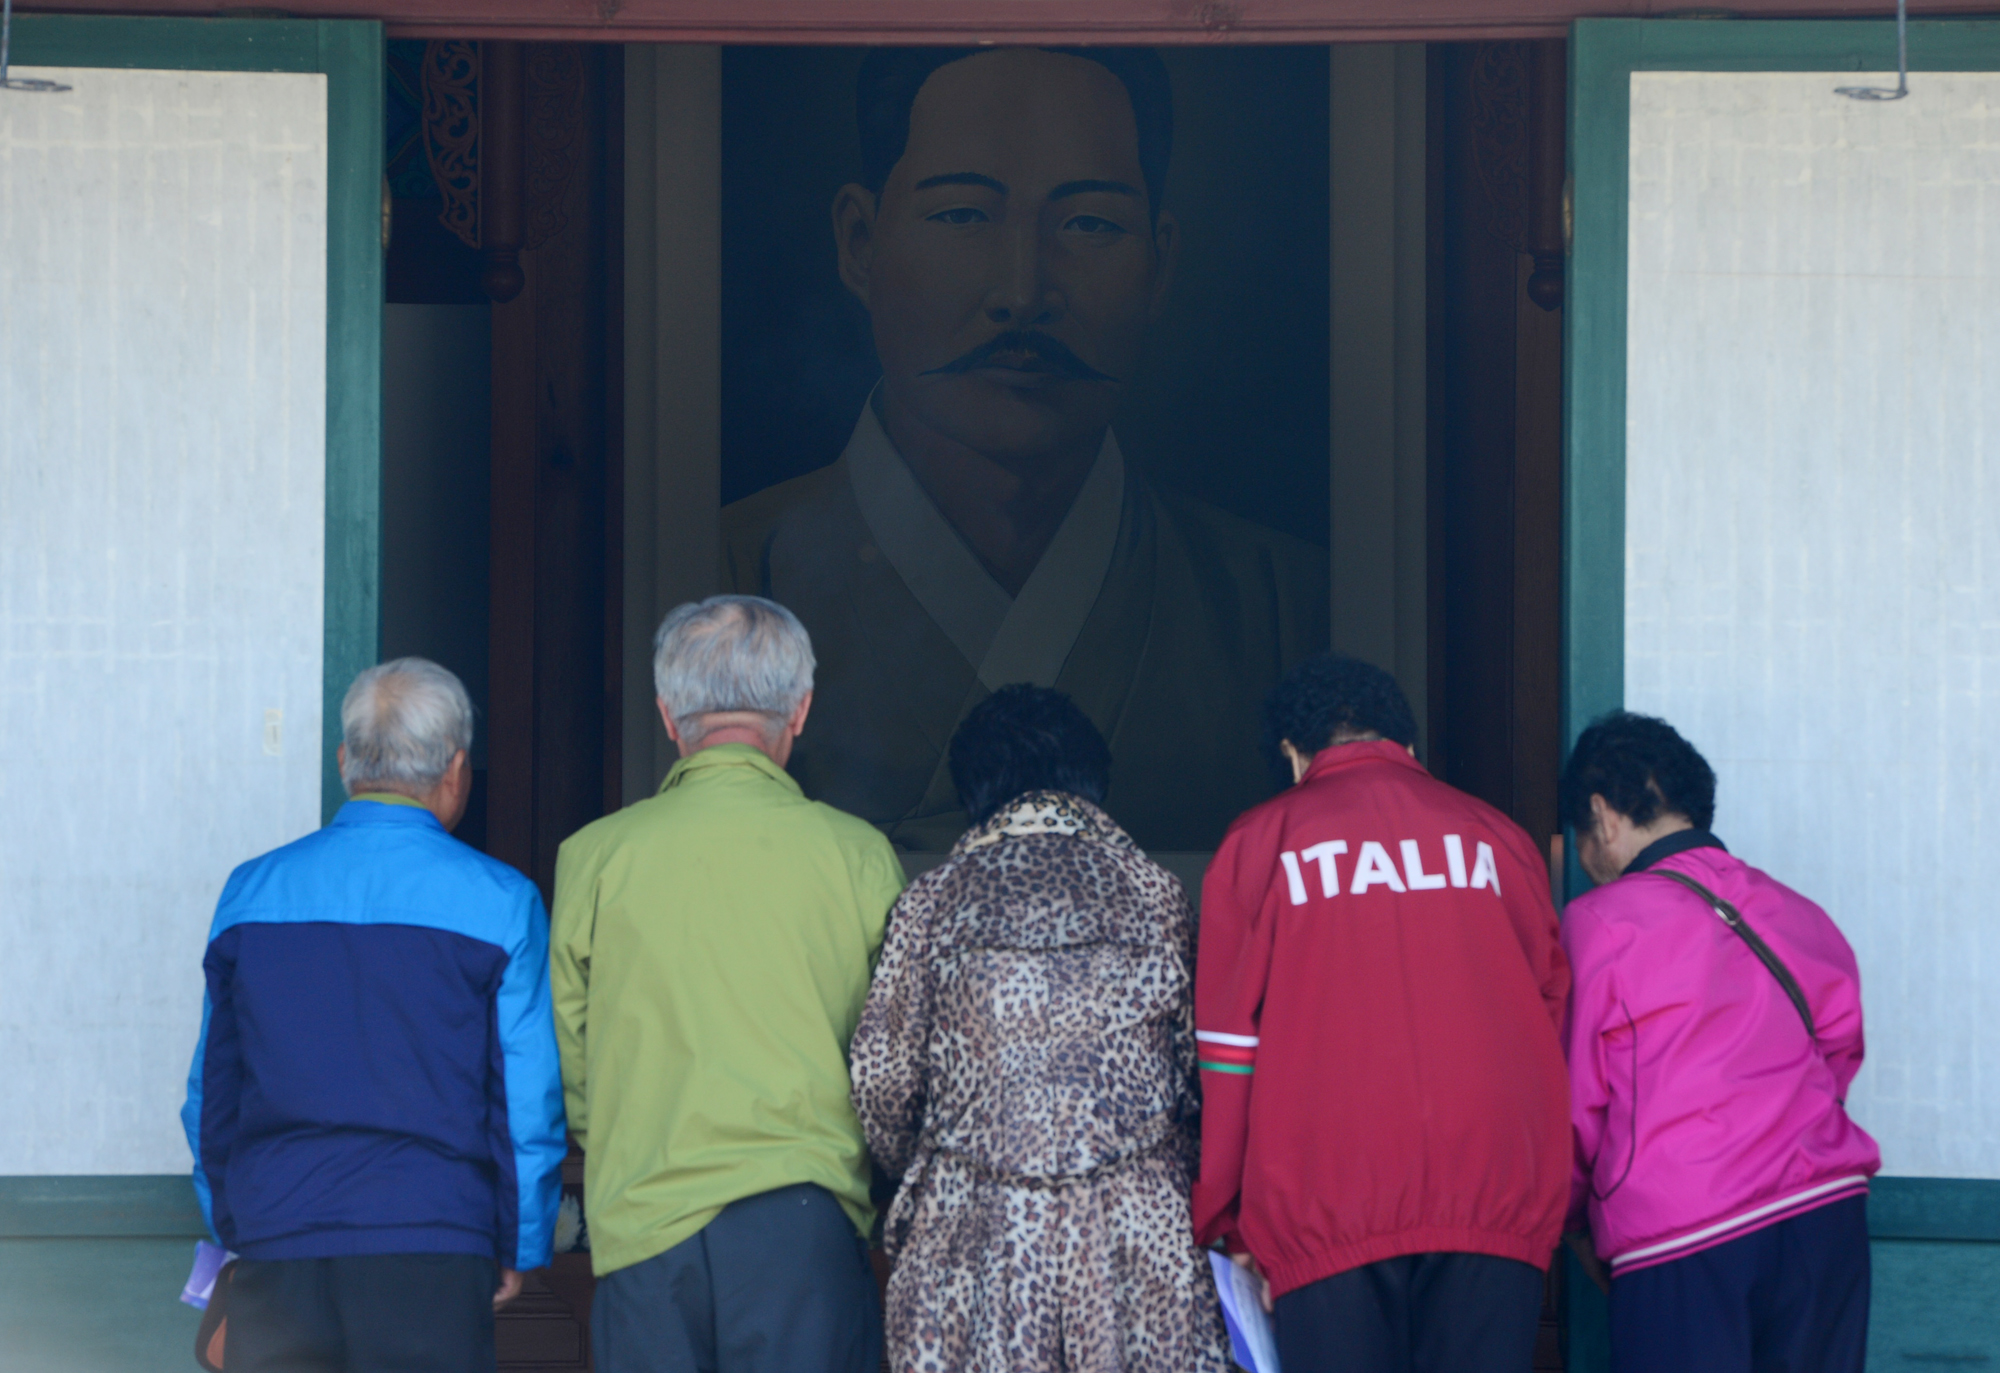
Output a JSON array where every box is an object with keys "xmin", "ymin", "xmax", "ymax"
[
  {"xmin": 842, "ymin": 396, "xmax": 1125, "ymax": 692},
  {"xmin": 954, "ymin": 790, "xmax": 1137, "ymax": 855}
]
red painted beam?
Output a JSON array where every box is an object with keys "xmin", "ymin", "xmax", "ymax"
[{"xmin": 14, "ymin": 0, "xmax": 1987, "ymax": 43}]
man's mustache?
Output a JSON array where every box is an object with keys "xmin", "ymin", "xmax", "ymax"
[{"xmin": 919, "ymin": 331, "xmax": 1119, "ymax": 384}]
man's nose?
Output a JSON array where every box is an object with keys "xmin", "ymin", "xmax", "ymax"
[{"xmin": 983, "ymin": 224, "xmax": 1063, "ymax": 327}]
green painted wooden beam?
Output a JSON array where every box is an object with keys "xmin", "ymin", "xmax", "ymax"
[
  {"xmin": 1869, "ymin": 1176, "xmax": 2000, "ymax": 1243},
  {"xmin": 0, "ymin": 1177, "xmax": 204, "ymax": 1240},
  {"xmin": 317, "ymin": 18, "xmax": 388, "ymax": 822}
]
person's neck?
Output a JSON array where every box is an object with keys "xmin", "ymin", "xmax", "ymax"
[
  {"xmin": 1615, "ymin": 814, "xmax": 1697, "ymax": 875},
  {"xmin": 352, "ymin": 783, "xmax": 455, "ymax": 829},
  {"xmin": 681, "ymin": 727, "xmax": 789, "ymax": 768},
  {"xmin": 876, "ymin": 389, "xmax": 1099, "ymax": 598},
  {"xmin": 690, "ymin": 729, "xmax": 769, "ymax": 754}
]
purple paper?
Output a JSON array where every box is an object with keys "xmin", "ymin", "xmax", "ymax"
[
  {"xmin": 180, "ymin": 1240, "xmax": 231, "ymax": 1310},
  {"xmin": 1208, "ymin": 1250, "xmax": 1281, "ymax": 1373}
]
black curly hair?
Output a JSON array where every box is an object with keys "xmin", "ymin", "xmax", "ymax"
[
  {"xmin": 1558, "ymin": 710, "xmax": 1716, "ymax": 834},
  {"xmin": 949, "ymin": 684, "xmax": 1113, "ymax": 826},
  {"xmin": 1261, "ymin": 654, "xmax": 1417, "ymax": 781}
]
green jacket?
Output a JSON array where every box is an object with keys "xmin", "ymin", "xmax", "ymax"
[{"xmin": 550, "ymin": 743, "xmax": 905, "ymax": 1275}]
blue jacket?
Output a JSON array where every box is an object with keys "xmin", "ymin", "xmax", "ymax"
[{"xmin": 181, "ymin": 798, "xmax": 566, "ymax": 1270}]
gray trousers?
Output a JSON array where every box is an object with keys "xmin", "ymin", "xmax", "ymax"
[{"xmin": 590, "ymin": 1184, "xmax": 883, "ymax": 1373}]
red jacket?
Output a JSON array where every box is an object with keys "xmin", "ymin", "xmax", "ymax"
[{"xmin": 1191, "ymin": 742, "xmax": 1571, "ymax": 1296}]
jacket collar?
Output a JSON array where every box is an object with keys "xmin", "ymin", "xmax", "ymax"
[
  {"xmin": 1300, "ymin": 738, "xmax": 1425, "ymax": 784},
  {"xmin": 658, "ymin": 741, "xmax": 804, "ymax": 797},
  {"xmin": 954, "ymin": 790, "xmax": 1136, "ymax": 855},
  {"xmin": 333, "ymin": 796, "xmax": 444, "ymax": 830},
  {"xmin": 1623, "ymin": 827, "xmax": 1728, "ymax": 876}
]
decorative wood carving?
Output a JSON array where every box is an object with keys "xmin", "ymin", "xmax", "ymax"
[
  {"xmin": 481, "ymin": 40, "xmax": 528, "ymax": 302},
  {"xmin": 421, "ymin": 40, "xmax": 481, "ymax": 250},
  {"xmin": 1467, "ymin": 42, "xmax": 1531, "ymax": 255},
  {"xmin": 525, "ymin": 45, "xmax": 586, "ymax": 251}
]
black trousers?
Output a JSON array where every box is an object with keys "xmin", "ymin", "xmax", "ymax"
[
  {"xmin": 590, "ymin": 1183, "xmax": 884, "ymax": 1373},
  {"xmin": 1609, "ymin": 1196, "xmax": 1870, "ymax": 1373},
  {"xmin": 226, "ymin": 1252, "xmax": 497, "ymax": 1373},
  {"xmin": 1274, "ymin": 1251, "xmax": 1545, "ymax": 1373}
]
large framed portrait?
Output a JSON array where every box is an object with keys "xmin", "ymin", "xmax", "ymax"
[{"xmin": 715, "ymin": 45, "xmax": 1333, "ymax": 852}]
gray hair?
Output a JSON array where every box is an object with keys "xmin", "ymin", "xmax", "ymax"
[
  {"xmin": 653, "ymin": 596, "xmax": 815, "ymax": 746},
  {"xmin": 339, "ymin": 657, "xmax": 474, "ymax": 796}
]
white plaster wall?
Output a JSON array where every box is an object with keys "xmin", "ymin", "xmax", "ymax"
[
  {"xmin": 0, "ymin": 69, "xmax": 329, "ymax": 1173},
  {"xmin": 1625, "ymin": 71, "xmax": 2000, "ymax": 1177}
]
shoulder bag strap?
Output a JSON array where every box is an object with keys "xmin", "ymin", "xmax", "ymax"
[{"xmin": 1650, "ymin": 868, "xmax": 1817, "ymax": 1040}]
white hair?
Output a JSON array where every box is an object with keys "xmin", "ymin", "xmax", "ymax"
[
  {"xmin": 653, "ymin": 596, "xmax": 815, "ymax": 747},
  {"xmin": 339, "ymin": 657, "xmax": 474, "ymax": 796}
]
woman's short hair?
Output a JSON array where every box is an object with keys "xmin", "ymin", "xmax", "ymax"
[
  {"xmin": 340, "ymin": 658, "xmax": 474, "ymax": 795},
  {"xmin": 948, "ymin": 684, "xmax": 1112, "ymax": 826},
  {"xmin": 1262, "ymin": 654, "xmax": 1418, "ymax": 778},
  {"xmin": 1559, "ymin": 710, "xmax": 1717, "ymax": 833},
  {"xmin": 653, "ymin": 595, "xmax": 816, "ymax": 746}
]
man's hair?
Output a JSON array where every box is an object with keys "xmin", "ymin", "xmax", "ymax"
[
  {"xmin": 949, "ymin": 684, "xmax": 1112, "ymax": 826},
  {"xmin": 653, "ymin": 595, "xmax": 816, "ymax": 747},
  {"xmin": 1262, "ymin": 654, "xmax": 1418, "ymax": 778},
  {"xmin": 1559, "ymin": 710, "xmax": 1716, "ymax": 834},
  {"xmin": 855, "ymin": 46, "xmax": 1174, "ymax": 216},
  {"xmin": 340, "ymin": 657, "xmax": 474, "ymax": 796}
]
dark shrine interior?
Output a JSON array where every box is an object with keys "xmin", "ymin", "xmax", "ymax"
[{"xmin": 378, "ymin": 37, "xmax": 1571, "ymax": 1371}]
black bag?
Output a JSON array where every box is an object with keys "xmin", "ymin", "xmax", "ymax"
[{"xmin": 1651, "ymin": 868, "xmax": 1816, "ymax": 1039}]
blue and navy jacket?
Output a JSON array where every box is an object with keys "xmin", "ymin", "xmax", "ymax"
[{"xmin": 181, "ymin": 797, "xmax": 567, "ymax": 1270}]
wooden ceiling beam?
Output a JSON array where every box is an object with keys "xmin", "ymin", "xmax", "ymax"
[{"xmin": 14, "ymin": 0, "xmax": 1989, "ymax": 44}]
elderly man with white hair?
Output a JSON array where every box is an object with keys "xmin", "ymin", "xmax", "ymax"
[
  {"xmin": 181, "ymin": 657, "xmax": 566, "ymax": 1373},
  {"xmin": 551, "ymin": 595, "xmax": 904, "ymax": 1373}
]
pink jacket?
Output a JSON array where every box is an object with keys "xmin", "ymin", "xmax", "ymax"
[{"xmin": 1562, "ymin": 837, "xmax": 1879, "ymax": 1274}]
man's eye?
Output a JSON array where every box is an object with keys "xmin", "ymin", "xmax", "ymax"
[
  {"xmin": 1064, "ymin": 215, "xmax": 1126, "ymax": 235},
  {"xmin": 926, "ymin": 207, "xmax": 990, "ymax": 225}
]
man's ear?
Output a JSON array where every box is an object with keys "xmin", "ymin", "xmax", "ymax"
[
  {"xmin": 657, "ymin": 698, "xmax": 681, "ymax": 744},
  {"xmin": 1146, "ymin": 208, "xmax": 1180, "ymax": 324},
  {"xmin": 1280, "ymin": 739, "xmax": 1309, "ymax": 785},
  {"xmin": 833, "ymin": 184, "xmax": 879, "ymax": 307}
]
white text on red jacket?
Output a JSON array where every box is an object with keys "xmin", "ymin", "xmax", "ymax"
[{"xmin": 1276, "ymin": 836, "xmax": 1500, "ymax": 904}]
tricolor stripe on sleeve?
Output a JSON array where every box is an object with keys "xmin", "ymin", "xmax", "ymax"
[{"xmin": 1196, "ymin": 1030, "xmax": 1258, "ymax": 1075}]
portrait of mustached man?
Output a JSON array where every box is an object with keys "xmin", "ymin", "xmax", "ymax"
[{"xmin": 723, "ymin": 47, "xmax": 1329, "ymax": 851}]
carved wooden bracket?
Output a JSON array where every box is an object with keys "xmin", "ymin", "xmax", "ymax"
[{"xmin": 420, "ymin": 39, "xmax": 480, "ymax": 250}]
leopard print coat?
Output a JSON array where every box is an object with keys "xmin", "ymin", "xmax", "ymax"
[{"xmin": 850, "ymin": 792, "xmax": 1231, "ymax": 1373}]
